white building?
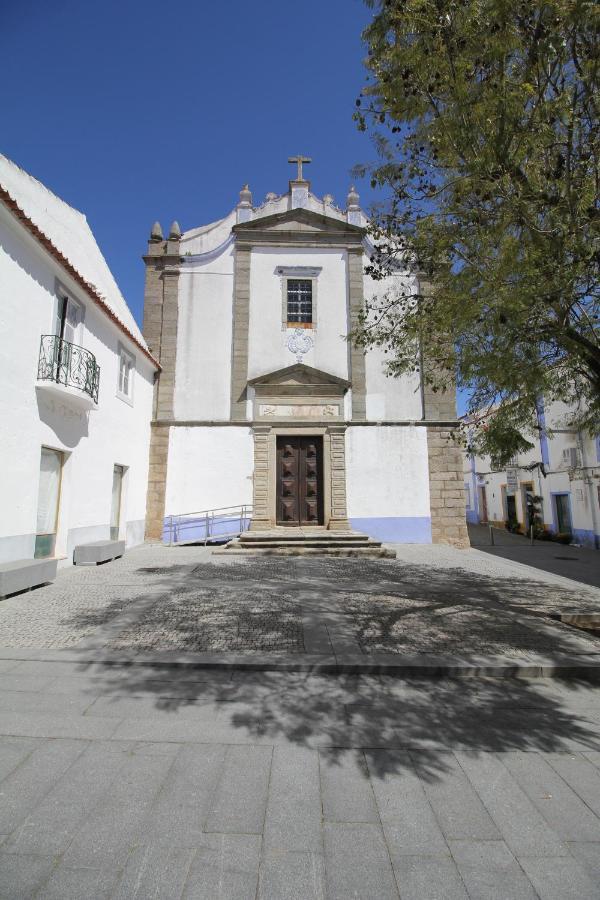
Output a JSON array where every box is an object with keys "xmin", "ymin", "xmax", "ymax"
[
  {"xmin": 0, "ymin": 155, "xmax": 158, "ymax": 566},
  {"xmin": 464, "ymin": 399, "xmax": 600, "ymax": 547},
  {"xmin": 143, "ymin": 161, "xmax": 468, "ymax": 547}
]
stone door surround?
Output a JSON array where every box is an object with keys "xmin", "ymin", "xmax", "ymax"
[{"xmin": 250, "ymin": 424, "xmax": 349, "ymax": 531}]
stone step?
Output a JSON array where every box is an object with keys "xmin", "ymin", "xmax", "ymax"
[
  {"xmin": 233, "ymin": 539, "xmax": 383, "ymax": 549},
  {"xmin": 238, "ymin": 531, "xmax": 369, "ymax": 543},
  {"xmin": 213, "ymin": 545, "xmax": 396, "ymax": 558}
]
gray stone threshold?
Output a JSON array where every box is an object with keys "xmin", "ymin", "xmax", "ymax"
[{"xmin": 0, "ymin": 645, "xmax": 600, "ymax": 679}]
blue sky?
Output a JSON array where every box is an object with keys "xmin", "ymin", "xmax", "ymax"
[{"xmin": 1, "ymin": 0, "xmax": 469, "ymax": 413}]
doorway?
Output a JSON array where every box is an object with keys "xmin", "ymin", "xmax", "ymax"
[
  {"xmin": 110, "ymin": 465, "xmax": 125, "ymax": 540},
  {"xmin": 478, "ymin": 485, "xmax": 488, "ymax": 524},
  {"xmin": 554, "ymin": 493, "xmax": 573, "ymax": 535},
  {"xmin": 276, "ymin": 436, "xmax": 324, "ymax": 525},
  {"xmin": 35, "ymin": 447, "xmax": 63, "ymax": 558}
]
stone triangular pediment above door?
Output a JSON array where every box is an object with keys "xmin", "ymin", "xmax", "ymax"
[{"xmin": 248, "ymin": 363, "xmax": 350, "ymax": 391}]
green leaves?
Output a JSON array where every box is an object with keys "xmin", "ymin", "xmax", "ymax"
[{"xmin": 354, "ymin": 0, "xmax": 600, "ymax": 452}]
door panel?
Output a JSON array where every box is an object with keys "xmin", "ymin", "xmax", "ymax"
[{"xmin": 276, "ymin": 437, "xmax": 323, "ymax": 525}]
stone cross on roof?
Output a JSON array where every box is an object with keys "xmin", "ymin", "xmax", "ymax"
[{"xmin": 288, "ymin": 155, "xmax": 311, "ymax": 182}]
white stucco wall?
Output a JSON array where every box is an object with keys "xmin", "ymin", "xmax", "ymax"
[
  {"xmin": 363, "ymin": 269, "xmax": 423, "ymax": 421},
  {"xmin": 0, "ymin": 206, "xmax": 154, "ymax": 565},
  {"xmin": 346, "ymin": 426, "xmax": 431, "ymax": 541},
  {"xmin": 174, "ymin": 243, "xmax": 234, "ymax": 420},
  {"xmin": 164, "ymin": 426, "xmax": 254, "ymax": 515},
  {"xmin": 247, "ymin": 247, "xmax": 350, "ymax": 381}
]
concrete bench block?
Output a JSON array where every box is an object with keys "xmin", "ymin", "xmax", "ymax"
[
  {"xmin": 73, "ymin": 540, "xmax": 126, "ymax": 566},
  {"xmin": 0, "ymin": 558, "xmax": 58, "ymax": 598}
]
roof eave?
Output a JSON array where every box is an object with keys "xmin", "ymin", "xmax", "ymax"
[{"xmin": 0, "ymin": 186, "xmax": 160, "ymax": 371}]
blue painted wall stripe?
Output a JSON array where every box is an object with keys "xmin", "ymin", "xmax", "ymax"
[{"xmin": 350, "ymin": 517, "xmax": 432, "ymax": 543}]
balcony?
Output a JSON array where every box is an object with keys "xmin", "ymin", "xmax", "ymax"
[{"xmin": 36, "ymin": 335, "xmax": 100, "ymax": 410}]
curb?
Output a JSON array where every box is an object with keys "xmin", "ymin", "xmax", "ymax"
[{"xmin": 1, "ymin": 647, "xmax": 600, "ymax": 679}]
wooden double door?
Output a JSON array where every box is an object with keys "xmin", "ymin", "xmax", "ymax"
[{"xmin": 276, "ymin": 436, "xmax": 324, "ymax": 525}]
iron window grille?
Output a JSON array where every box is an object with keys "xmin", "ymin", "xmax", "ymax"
[
  {"xmin": 38, "ymin": 334, "xmax": 100, "ymax": 404},
  {"xmin": 287, "ymin": 279, "xmax": 313, "ymax": 324}
]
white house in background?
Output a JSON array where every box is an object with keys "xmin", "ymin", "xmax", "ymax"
[
  {"xmin": 143, "ymin": 159, "xmax": 469, "ymax": 548},
  {"xmin": 0, "ymin": 154, "xmax": 158, "ymax": 566},
  {"xmin": 464, "ymin": 399, "xmax": 600, "ymax": 547}
]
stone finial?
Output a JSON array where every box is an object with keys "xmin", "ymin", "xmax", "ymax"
[
  {"xmin": 168, "ymin": 220, "xmax": 181, "ymax": 240},
  {"xmin": 346, "ymin": 186, "xmax": 362, "ymax": 225},
  {"xmin": 150, "ymin": 221, "xmax": 163, "ymax": 242},
  {"xmin": 323, "ymin": 193, "xmax": 334, "ymax": 205},
  {"xmin": 238, "ymin": 184, "xmax": 253, "ymax": 208},
  {"xmin": 346, "ymin": 185, "xmax": 360, "ymax": 209},
  {"xmin": 265, "ymin": 192, "xmax": 278, "ymax": 202}
]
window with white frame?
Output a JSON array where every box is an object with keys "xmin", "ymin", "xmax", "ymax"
[
  {"xmin": 117, "ymin": 344, "xmax": 135, "ymax": 402},
  {"xmin": 277, "ymin": 266, "xmax": 322, "ymax": 330}
]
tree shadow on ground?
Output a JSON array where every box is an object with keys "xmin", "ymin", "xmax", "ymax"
[{"xmin": 62, "ymin": 554, "xmax": 600, "ymax": 782}]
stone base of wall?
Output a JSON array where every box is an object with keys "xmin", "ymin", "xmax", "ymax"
[
  {"xmin": 145, "ymin": 424, "xmax": 170, "ymax": 541},
  {"xmin": 427, "ymin": 427, "xmax": 470, "ymax": 549}
]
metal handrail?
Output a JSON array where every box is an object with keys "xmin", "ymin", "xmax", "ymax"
[
  {"xmin": 37, "ymin": 335, "xmax": 100, "ymax": 404},
  {"xmin": 165, "ymin": 504, "xmax": 253, "ymax": 546}
]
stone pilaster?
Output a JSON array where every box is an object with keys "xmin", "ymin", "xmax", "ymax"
[
  {"xmin": 145, "ymin": 424, "xmax": 170, "ymax": 541},
  {"xmin": 348, "ymin": 248, "xmax": 367, "ymax": 421},
  {"xmin": 417, "ymin": 276, "xmax": 469, "ymax": 548},
  {"xmin": 142, "ymin": 226, "xmax": 180, "ymax": 539},
  {"xmin": 427, "ymin": 427, "xmax": 469, "ymax": 548},
  {"xmin": 328, "ymin": 425, "xmax": 351, "ymax": 530},
  {"xmin": 155, "ymin": 266, "xmax": 180, "ymax": 420},
  {"xmin": 249, "ymin": 425, "xmax": 271, "ymax": 530},
  {"xmin": 230, "ymin": 245, "xmax": 251, "ymax": 420}
]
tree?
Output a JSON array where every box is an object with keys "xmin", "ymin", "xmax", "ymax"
[{"xmin": 353, "ymin": 0, "xmax": 600, "ymax": 462}]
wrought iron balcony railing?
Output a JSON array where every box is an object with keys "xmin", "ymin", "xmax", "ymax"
[{"xmin": 37, "ymin": 335, "xmax": 100, "ymax": 404}]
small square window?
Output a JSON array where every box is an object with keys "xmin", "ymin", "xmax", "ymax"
[
  {"xmin": 287, "ymin": 279, "xmax": 313, "ymax": 324},
  {"xmin": 117, "ymin": 345, "xmax": 135, "ymax": 403}
]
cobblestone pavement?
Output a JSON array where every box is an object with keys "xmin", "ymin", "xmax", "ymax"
[
  {"xmin": 2, "ymin": 543, "xmax": 600, "ymax": 657},
  {"xmin": 1, "ymin": 660, "xmax": 600, "ymax": 898}
]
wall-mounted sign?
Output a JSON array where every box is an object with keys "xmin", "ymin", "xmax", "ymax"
[{"xmin": 506, "ymin": 468, "xmax": 518, "ymax": 495}]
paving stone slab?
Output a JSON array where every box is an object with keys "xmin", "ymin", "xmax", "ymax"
[
  {"xmin": 112, "ymin": 845, "xmax": 196, "ymax": 900},
  {"xmin": 366, "ymin": 750, "xmax": 450, "ymax": 857},
  {"xmin": 258, "ymin": 850, "xmax": 326, "ymax": 900},
  {"xmin": 449, "ymin": 839, "xmax": 537, "ymax": 900},
  {"xmin": 319, "ymin": 749, "xmax": 379, "ymax": 824},
  {"xmin": 2, "ymin": 741, "xmax": 131, "ymax": 857},
  {"xmin": 60, "ymin": 751, "xmax": 176, "ymax": 869},
  {"xmin": 542, "ymin": 751, "xmax": 600, "ymax": 818},
  {"xmin": 0, "ymin": 852, "xmax": 56, "ymax": 900},
  {"xmin": 413, "ymin": 751, "xmax": 501, "ymax": 841},
  {"xmin": 35, "ymin": 864, "xmax": 119, "ymax": 900},
  {"xmin": 141, "ymin": 743, "xmax": 226, "ymax": 848},
  {"xmin": 0, "ymin": 711, "xmax": 120, "ymax": 741},
  {"xmin": 323, "ymin": 822, "xmax": 399, "ymax": 900},
  {"xmin": 392, "ymin": 855, "xmax": 469, "ymax": 900},
  {"xmin": 263, "ymin": 745, "xmax": 322, "ymax": 854},
  {"xmin": 0, "ymin": 738, "xmax": 86, "ymax": 834},
  {"xmin": 182, "ymin": 833, "xmax": 261, "ymax": 900},
  {"xmin": 205, "ymin": 745, "xmax": 272, "ymax": 834},
  {"xmin": 518, "ymin": 854, "xmax": 600, "ymax": 900},
  {"xmin": 455, "ymin": 751, "xmax": 569, "ymax": 858},
  {"xmin": 565, "ymin": 841, "xmax": 600, "ymax": 880},
  {"xmin": 0, "ymin": 736, "xmax": 38, "ymax": 782},
  {"xmin": 500, "ymin": 750, "xmax": 600, "ymax": 841}
]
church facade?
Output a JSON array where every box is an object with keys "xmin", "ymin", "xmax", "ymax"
[{"xmin": 143, "ymin": 163, "xmax": 468, "ymax": 547}]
